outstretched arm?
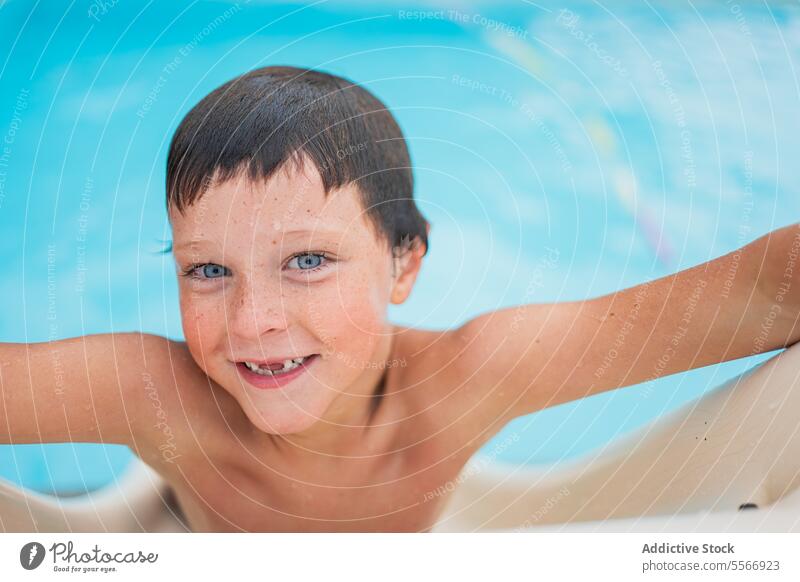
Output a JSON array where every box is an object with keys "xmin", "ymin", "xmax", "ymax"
[
  {"xmin": 446, "ymin": 222, "xmax": 800, "ymax": 423},
  {"xmin": 0, "ymin": 333, "xmax": 187, "ymax": 447}
]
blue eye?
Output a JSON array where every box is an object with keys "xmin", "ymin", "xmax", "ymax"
[
  {"xmin": 201, "ymin": 264, "xmax": 228, "ymax": 278},
  {"xmin": 181, "ymin": 254, "xmax": 331, "ymax": 282},
  {"xmin": 183, "ymin": 263, "xmax": 230, "ymax": 279},
  {"xmin": 287, "ymin": 253, "xmax": 328, "ymax": 272}
]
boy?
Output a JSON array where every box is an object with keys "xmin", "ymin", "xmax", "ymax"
[{"xmin": 1, "ymin": 66, "xmax": 799, "ymax": 532}]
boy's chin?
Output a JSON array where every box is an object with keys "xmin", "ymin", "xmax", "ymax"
[
  {"xmin": 240, "ymin": 398, "xmax": 330, "ymax": 436},
  {"xmin": 248, "ymin": 412, "xmax": 320, "ymax": 435}
]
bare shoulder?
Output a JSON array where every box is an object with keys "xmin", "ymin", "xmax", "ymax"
[
  {"xmin": 124, "ymin": 334, "xmax": 226, "ymax": 470},
  {"xmin": 389, "ymin": 324, "xmax": 506, "ymax": 453}
]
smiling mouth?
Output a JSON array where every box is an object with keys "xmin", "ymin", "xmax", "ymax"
[{"xmin": 239, "ymin": 354, "xmax": 318, "ymax": 377}]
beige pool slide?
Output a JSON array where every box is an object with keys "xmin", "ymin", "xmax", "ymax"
[{"xmin": 2, "ymin": 341, "xmax": 799, "ymax": 533}]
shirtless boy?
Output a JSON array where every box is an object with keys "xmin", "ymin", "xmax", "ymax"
[{"xmin": 2, "ymin": 66, "xmax": 799, "ymax": 532}]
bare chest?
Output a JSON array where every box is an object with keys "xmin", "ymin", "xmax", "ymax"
[{"xmin": 162, "ymin": 448, "xmax": 465, "ymax": 532}]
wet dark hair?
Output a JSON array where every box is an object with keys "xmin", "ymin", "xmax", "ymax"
[{"xmin": 166, "ymin": 65, "xmax": 429, "ymax": 257}]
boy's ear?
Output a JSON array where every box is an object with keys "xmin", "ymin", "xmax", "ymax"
[{"xmin": 390, "ymin": 235, "xmax": 427, "ymax": 305}]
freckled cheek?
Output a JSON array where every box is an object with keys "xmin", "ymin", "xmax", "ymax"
[
  {"xmin": 303, "ymin": 278, "xmax": 384, "ymax": 356},
  {"xmin": 179, "ymin": 293, "xmax": 225, "ymax": 358},
  {"xmin": 345, "ymin": 288, "xmax": 385, "ymax": 336},
  {"xmin": 337, "ymin": 277, "xmax": 387, "ymax": 348}
]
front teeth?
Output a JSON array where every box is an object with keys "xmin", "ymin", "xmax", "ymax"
[{"xmin": 243, "ymin": 357, "xmax": 307, "ymax": 376}]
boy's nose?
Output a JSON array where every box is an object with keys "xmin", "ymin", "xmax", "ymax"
[{"xmin": 227, "ymin": 284, "xmax": 290, "ymax": 339}]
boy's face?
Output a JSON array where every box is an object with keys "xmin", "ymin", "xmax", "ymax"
[{"xmin": 169, "ymin": 158, "xmax": 419, "ymax": 434}]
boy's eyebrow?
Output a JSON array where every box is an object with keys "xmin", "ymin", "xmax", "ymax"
[
  {"xmin": 280, "ymin": 227, "xmax": 345, "ymax": 236},
  {"xmin": 171, "ymin": 240, "xmax": 215, "ymax": 253},
  {"xmin": 171, "ymin": 228, "xmax": 345, "ymax": 253}
]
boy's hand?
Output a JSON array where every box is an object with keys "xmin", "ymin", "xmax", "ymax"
[{"xmin": 444, "ymin": 222, "xmax": 800, "ymax": 425}]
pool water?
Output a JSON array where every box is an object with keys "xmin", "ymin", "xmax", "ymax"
[{"xmin": 1, "ymin": 0, "xmax": 798, "ymax": 494}]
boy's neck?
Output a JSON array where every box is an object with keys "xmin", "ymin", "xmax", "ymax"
[{"xmin": 260, "ymin": 324, "xmax": 402, "ymax": 463}]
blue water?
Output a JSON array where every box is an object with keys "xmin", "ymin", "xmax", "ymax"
[{"xmin": 1, "ymin": 0, "xmax": 798, "ymax": 493}]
